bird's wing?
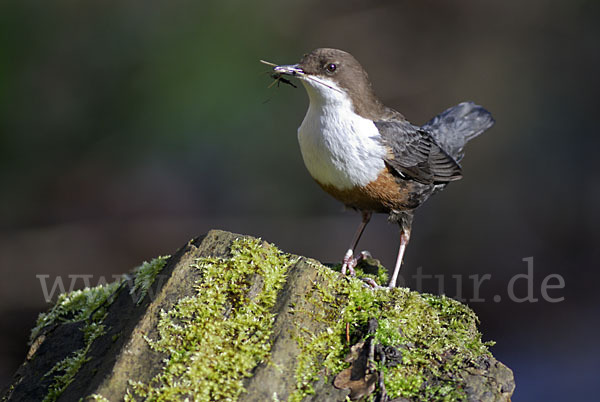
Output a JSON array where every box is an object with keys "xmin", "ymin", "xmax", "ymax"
[{"xmin": 375, "ymin": 120, "xmax": 463, "ymax": 184}]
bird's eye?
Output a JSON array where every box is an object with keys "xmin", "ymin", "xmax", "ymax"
[{"xmin": 325, "ymin": 63, "xmax": 337, "ymax": 74}]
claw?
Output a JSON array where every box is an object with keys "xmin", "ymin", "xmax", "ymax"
[
  {"xmin": 358, "ymin": 251, "xmax": 372, "ymax": 260},
  {"xmin": 341, "ymin": 249, "xmax": 372, "ymax": 277},
  {"xmin": 361, "ymin": 277, "xmax": 382, "ymax": 289},
  {"xmin": 341, "ymin": 248, "xmax": 354, "ymax": 275}
]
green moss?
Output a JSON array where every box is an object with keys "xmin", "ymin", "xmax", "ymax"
[
  {"xmin": 31, "ymin": 256, "xmax": 170, "ymax": 402},
  {"xmin": 30, "ymin": 281, "xmax": 121, "ymax": 344},
  {"xmin": 130, "ymin": 256, "xmax": 170, "ymax": 305},
  {"xmin": 33, "ymin": 281, "xmax": 121, "ymax": 402},
  {"xmin": 125, "ymin": 237, "xmax": 295, "ymax": 401},
  {"xmin": 89, "ymin": 394, "xmax": 111, "ymax": 402},
  {"xmin": 27, "ymin": 236, "xmax": 493, "ymax": 402},
  {"xmin": 43, "ymin": 322, "xmax": 106, "ymax": 402},
  {"xmin": 290, "ymin": 262, "xmax": 492, "ymax": 402}
]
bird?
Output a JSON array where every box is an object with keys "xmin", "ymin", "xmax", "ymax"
[{"xmin": 270, "ymin": 48, "xmax": 494, "ymax": 288}]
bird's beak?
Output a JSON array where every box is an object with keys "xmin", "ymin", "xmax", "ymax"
[{"xmin": 273, "ymin": 64, "xmax": 304, "ymax": 77}]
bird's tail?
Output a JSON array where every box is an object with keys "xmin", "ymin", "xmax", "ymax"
[{"xmin": 421, "ymin": 101, "xmax": 495, "ymax": 162}]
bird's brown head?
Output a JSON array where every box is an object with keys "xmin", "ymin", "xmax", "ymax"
[
  {"xmin": 297, "ymin": 48, "xmax": 363, "ymax": 80},
  {"xmin": 274, "ymin": 48, "xmax": 389, "ymax": 119}
]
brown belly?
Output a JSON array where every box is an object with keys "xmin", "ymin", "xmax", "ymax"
[{"xmin": 317, "ymin": 167, "xmax": 430, "ymax": 212}]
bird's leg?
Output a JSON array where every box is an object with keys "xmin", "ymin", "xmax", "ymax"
[
  {"xmin": 388, "ymin": 231, "xmax": 410, "ymax": 288},
  {"xmin": 341, "ymin": 211, "xmax": 372, "ymax": 276},
  {"xmin": 388, "ymin": 211, "xmax": 413, "ymax": 288}
]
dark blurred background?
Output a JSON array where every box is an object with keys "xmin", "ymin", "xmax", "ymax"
[{"xmin": 1, "ymin": 0, "xmax": 598, "ymax": 400}]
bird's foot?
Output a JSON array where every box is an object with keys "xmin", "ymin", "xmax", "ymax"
[
  {"xmin": 361, "ymin": 277, "xmax": 383, "ymax": 289},
  {"xmin": 341, "ymin": 249, "xmax": 372, "ymax": 276},
  {"xmin": 341, "ymin": 249, "xmax": 355, "ymax": 275}
]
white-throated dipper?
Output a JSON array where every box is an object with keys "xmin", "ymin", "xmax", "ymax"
[{"xmin": 271, "ymin": 48, "xmax": 494, "ymax": 288}]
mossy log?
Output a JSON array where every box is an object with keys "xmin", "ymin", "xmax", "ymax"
[{"xmin": 2, "ymin": 230, "xmax": 514, "ymax": 402}]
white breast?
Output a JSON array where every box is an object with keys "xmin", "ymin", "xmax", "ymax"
[{"xmin": 297, "ymin": 77, "xmax": 387, "ymax": 190}]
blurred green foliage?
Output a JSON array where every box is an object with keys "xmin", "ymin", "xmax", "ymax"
[{"xmin": 0, "ymin": 1, "xmax": 313, "ymax": 227}]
